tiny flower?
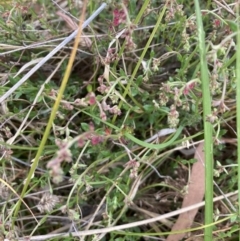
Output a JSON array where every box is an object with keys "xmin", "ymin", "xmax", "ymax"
[
  {"xmin": 90, "ymin": 135, "xmax": 104, "ymax": 146},
  {"xmin": 176, "ymin": 4, "xmax": 183, "ymax": 15},
  {"xmin": 167, "ymin": 105, "xmax": 179, "ymax": 128},
  {"xmin": 51, "ymin": 167, "xmax": 64, "ymax": 184},
  {"xmin": 109, "ymin": 93, "xmax": 119, "ymax": 104},
  {"xmin": 125, "ymin": 36, "xmax": 136, "ymax": 51},
  {"xmin": 85, "ymin": 183, "xmax": 93, "ymax": 192},
  {"xmin": 143, "ymin": 75, "xmax": 149, "ymax": 82},
  {"xmin": 87, "ymin": 92, "xmax": 96, "ymax": 105},
  {"xmin": 182, "ymin": 102, "xmax": 190, "ymax": 111},
  {"xmin": 182, "ymin": 28, "xmax": 189, "ymax": 41},
  {"xmin": 0, "ymin": 182, "xmax": 10, "ymax": 200},
  {"xmin": 213, "ymin": 19, "xmax": 221, "ymax": 28},
  {"xmin": 47, "ymin": 158, "xmax": 64, "ymax": 184},
  {"xmin": 37, "ymin": 193, "xmax": 60, "ymax": 213},
  {"xmin": 183, "ymin": 81, "xmax": 196, "ymax": 95},
  {"xmin": 74, "ymin": 98, "xmax": 88, "ymax": 107},
  {"xmin": 98, "ymin": 75, "xmax": 104, "ymax": 84},
  {"xmin": 101, "ymin": 101, "xmax": 110, "ymax": 111},
  {"xmin": 104, "ymin": 48, "xmax": 118, "ymax": 63},
  {"xmin": 218, "ymin": 101, "xmax": 229, "ymax": 113},
  {"xmin": 165, "ymin": 9, "xmax": 174, "ymax": 22},
  {"xmin": 89, "ymin": 122, "xmax": 95, "ymax": 131},
  {"xmin": 112, "ymin": 9, "xmax": 126, "ymax": 27},
  {"xmin": 57, "ymin": 148, "xmax": 72, "ymax": 162},
  {"xmin": 152, "ymin": 58, "xmax": 160, "ymax": 72},
  {"xmin": 49, "ymin": 89, "xmax": 58, "ymax": 97},
  {"xmin": 55, "ymin": 139, "xmax": 68, "ymax": 149},
  {"xmin": 78, "ymin": 137, "xmax": 86, "ymax": 147},
  {"xmin": 159, "ymin": 92, "xmax": 169, "ymax": 106},
  {"xmin": 47, "ymin": 157, "xmax": 61, "ymax": 170},
  {"xmin": 175, "ymin": 99, "xmax": 182, "ymax": 107},
  {"xmin": 62, "ymin": 102, "xmax": 74, "ymax": 110},
  {"xmin": 206, "ymin": 111, "xmax": 218, "ymax": 123},
  {"xmin": 186, "ymin": 19, "xmax": 196, "ymax": 31},
  {"xmin": 100, "ymin": 111, "xmax": 107, "ymax": 121},
  {"xmin": 67, "ymin": 209, "xmax": 80, "ymax": 221},
  {"xmin": 129, "ymin": 168, "xmax": 138, "ymax": 179},
  {"xmin": 125, "ymin": 159, "xmax": 140, "ymax": 169},
  {"xmin": 4, "ymin": 127, "xmax": 12, "ymax": 138},
  {"xmin": 60, "ymin": 205, "xmax": 68, "ymax": 214},
  {"xmin": 21, "ymin": 6, "xmax": 29, "ymax": 15},
  {"xmin": 109, "ymin": 105, "xmax": 121, "ymax": 115},
  {"xmin": 173, "ymin": 87, "xmax": 181, "ymax": 102},
  {"xmin": 97, "ymin": 84, "xmax": 109, "ymax": 94},
  {"xmin": 160, "ymin": 83, "xmax": 171, "ymax": 93}
]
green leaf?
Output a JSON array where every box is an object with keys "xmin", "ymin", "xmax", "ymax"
[
  {"xmin": 143, "ymin": 104, "xmax": 153, "ymax": 112},
  {"xmin": 136, "ymin": 75, "xmax": 143, "ymax": 85},
  {"xmin": 81, "ymin": 122, "xmax": 89, "ymax": 131},
  {"xmin": 119, "ymin": 68, "xmax": 126, "ymax": 77},
  {"xmin": 226, "ymin": 20, "xmax": 237, "ymax": 32}
]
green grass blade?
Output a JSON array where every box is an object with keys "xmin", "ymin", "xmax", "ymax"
[{"xmin": 194, "ymin": 0, "xmax": 214, "ymax": 240}]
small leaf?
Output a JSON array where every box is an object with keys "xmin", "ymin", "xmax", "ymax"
[
  {"xmin": 136, "ymin": 75, "xmax": 143, "ymax": 85},
  {"xmin": 87, "ymin": 84, "xmax": 92, "ymax": 92},
  {"xmin": 143, "ymin": 104, "xmax": 153, "ymax": 112},
  {"xmin": 226, "ymin": 20, "xmax": 237, "ymax": 32},
  {"xmin": 119, "ymin": 68, "xmax": 126, "ymax": 77},
  {"xmin": 81, "ymin": 122, "xmax": 90, "ymax": 131}
]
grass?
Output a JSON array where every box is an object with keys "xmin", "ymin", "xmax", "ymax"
[
  {"xmin": 194, "ymin": 0, "xmax": 213, "ymax": 239},
  {"xmin": 0, "ymin": 0, "xmax": 239, "ymax": 240}
]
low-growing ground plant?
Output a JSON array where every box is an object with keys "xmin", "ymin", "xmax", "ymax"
[{"xmin": 0, "ymin": 0, "xmax": 239, "ymax": 240}]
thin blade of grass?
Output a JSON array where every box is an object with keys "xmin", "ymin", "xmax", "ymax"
[{"xmin": 194, "ymin": 0, "xmax": 214, "ymax": 240}]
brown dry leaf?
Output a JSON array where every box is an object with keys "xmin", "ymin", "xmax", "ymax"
[{"xmin": 166, "ymin": 142, "xmax": 205, "ymax": 241}]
